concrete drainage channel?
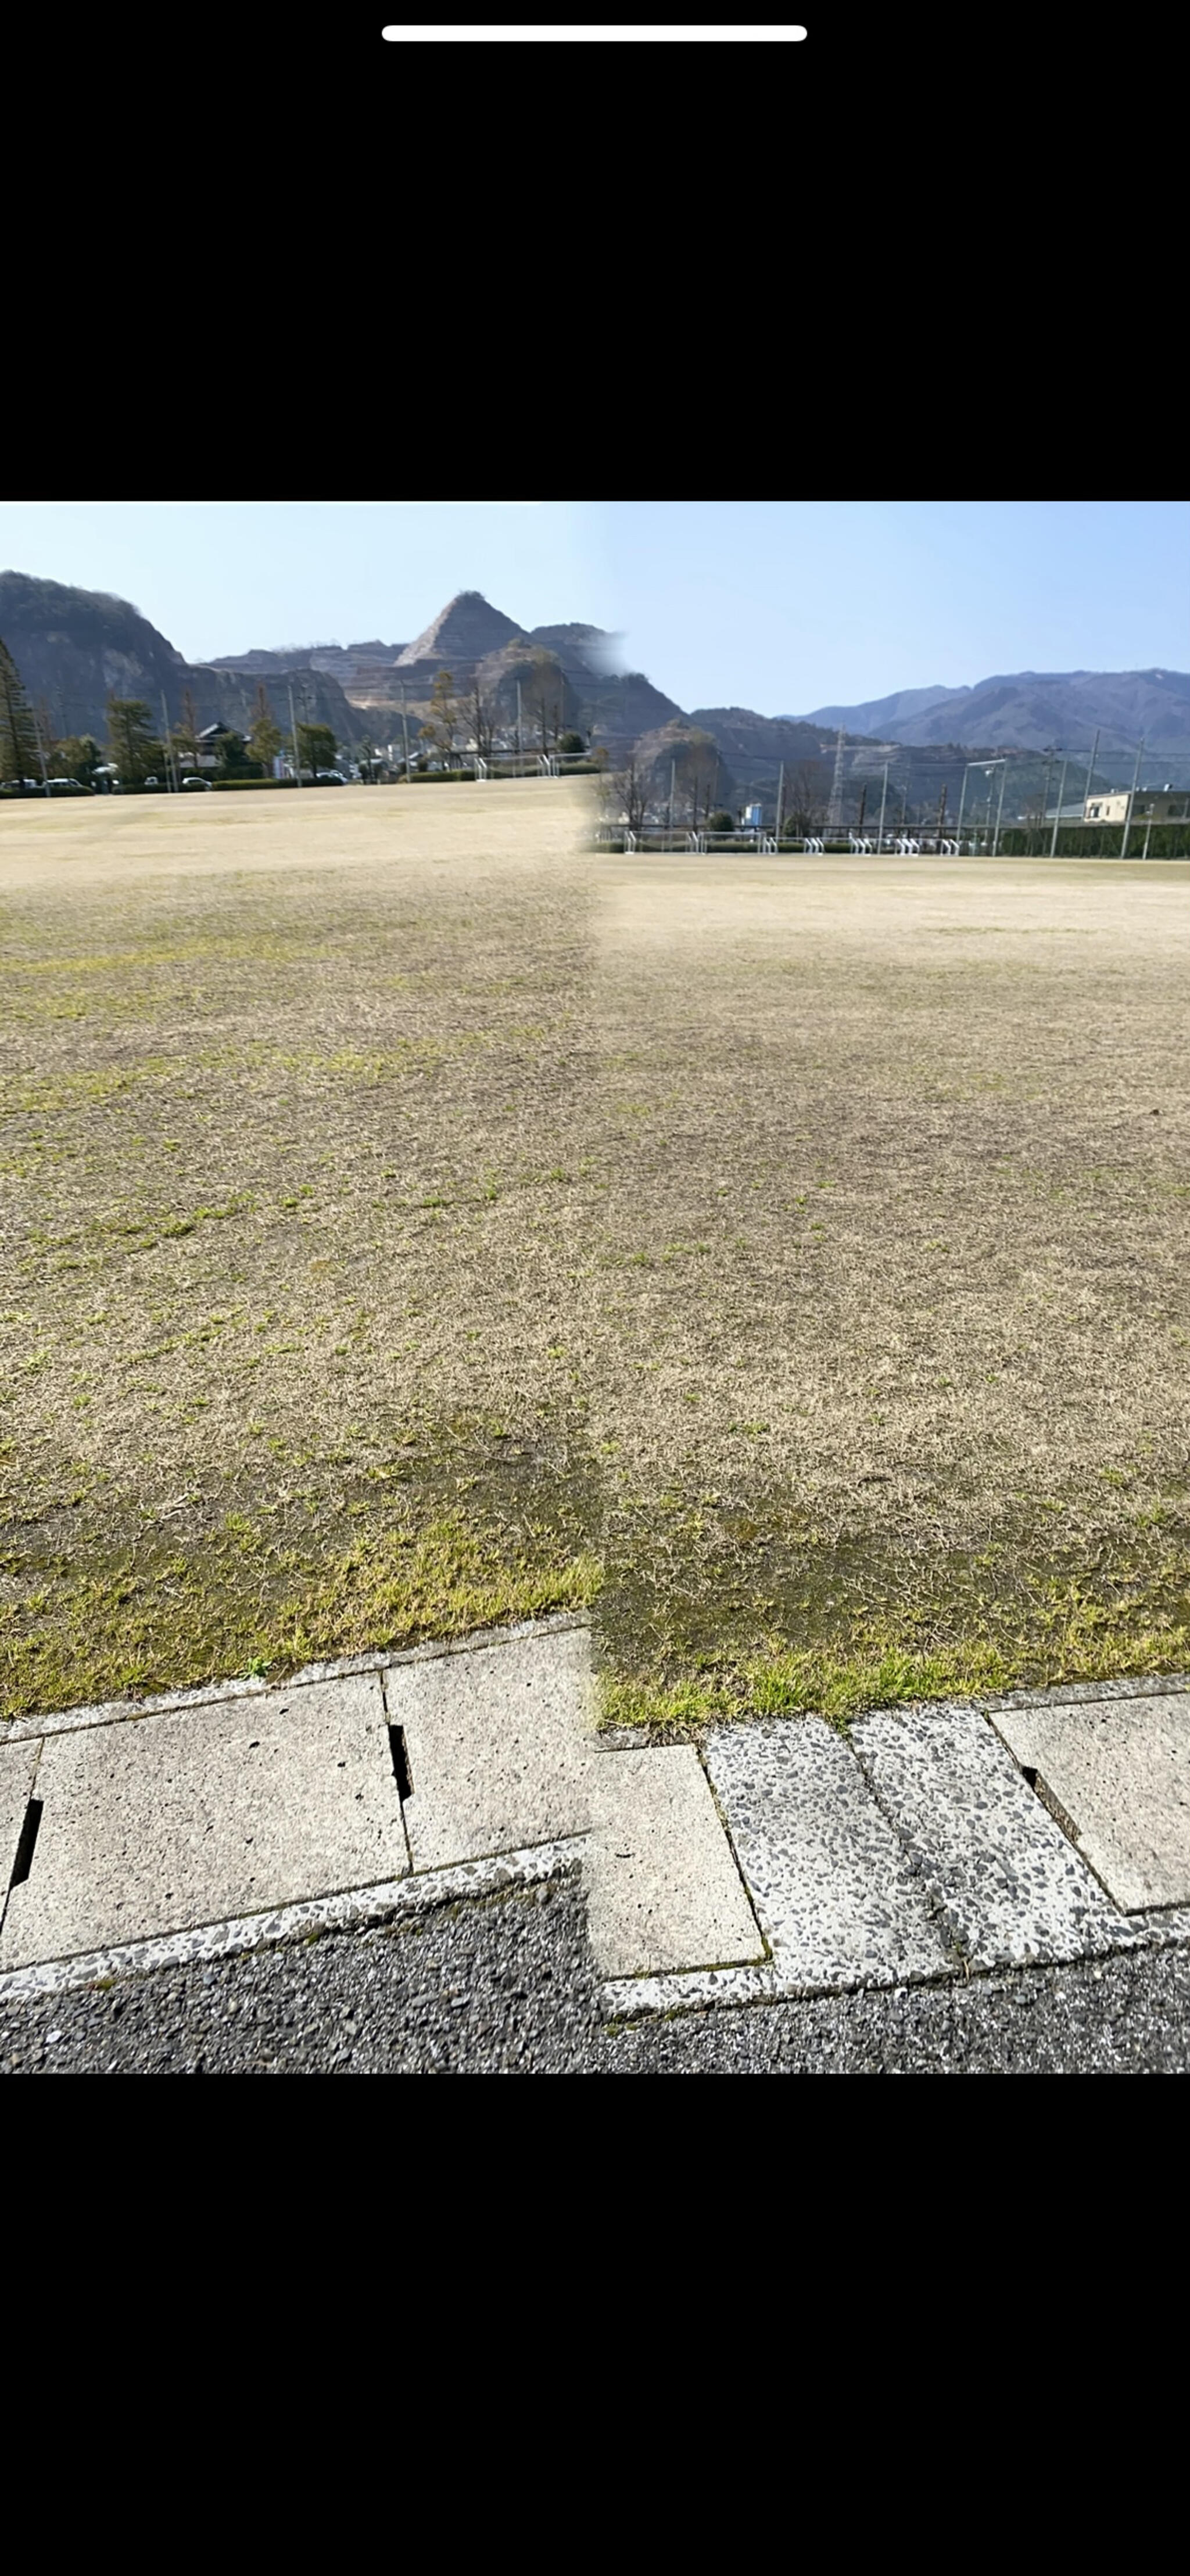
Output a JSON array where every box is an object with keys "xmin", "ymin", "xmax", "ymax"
[{"xmin": 2, "ymin": 1614, "xmax": 1190, "ymax": 2019}]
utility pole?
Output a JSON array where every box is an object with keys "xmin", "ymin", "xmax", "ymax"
[
  {"xmin": 516, "ymin": 681, "xmax": 522, "ymax": 767},
  {"xmin": 775, "ymin": 761, "xmax": 784, "ymax": 846},
  {"xmin": 1039, "ymin": 748, "xmax": 1054, "ymax": 856},
  {"xmin": 876, "ymin": 761, "xmax": 890, "ymax": 853},
  {"xmin": 935, "ymin": 782, "xmax": 947, "ymax": 847},
  {"xmin": 992, "ymin": 759, "xmax": 1008, "ymax": 856},
  {"xmin": 1081, "ymin": 726, "xmax": 1100, "ymax": 825},
  {"xmin": 669, "ymin": 757, "xmax": 676, "ymax": 850},
  {"xmin": 955, "ymin": 764, "xmax": 970, "ymax": 853},
  {"xmin": 400, "ymin": 680, "xmax": 411, "ymax": 779},
  {"xmin": 1119, "ymin": 736, "xmax": 1145, "ymax": 860},
  {"xmin": 827, "ymin": 725, "xmax": 846, "ymax": 832},
  {"xmin": 160, "ymin": 692, "xmax": 177, "ymax": 793},
  {"xmin": 288, "ymin": 681, "xmax": 303, "ymax": 788},
  {"xmin": 1049, "ymin": 758, "xmax": 1068, "ymax": 857}
]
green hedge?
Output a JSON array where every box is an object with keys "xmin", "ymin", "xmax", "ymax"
[
  {"xmin": 209, "ymin": 774, "xmax": 292, "ymax": 789},
  {"xmin": 995, "ymin": 823, "xmax": 1190, "ymax": 859}
]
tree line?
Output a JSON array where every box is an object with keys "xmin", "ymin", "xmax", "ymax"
[
  {"xmin": 596, "ymin": 738, "xmax": 955, "ymax": 838},
  {"xmin": 0, "ymin": 628, "xmax": 591, "ymax": 791},
  {"xmin": 414, "ymin": 654, "xmax": 585, "ymax": 767},
  {"xmin": 0, "ymin": 634, "xmax": 343, "ymax": 791},
  {"xmin": 596, "ymin": 732, "xmax": 837, "ymax": 836}
]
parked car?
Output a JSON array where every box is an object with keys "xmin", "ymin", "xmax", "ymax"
[
  {"xmin": 314, "ymin": 770, "xmax": 346, "ymax": 785},
  {"xmin": 46, "ymin": 777, "xmax": 93, "ymax": 795},
  {"xmin": 182, "ymin": 774, "xmax": 213, "ymax": 791}
]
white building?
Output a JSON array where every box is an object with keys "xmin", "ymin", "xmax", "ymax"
[{"xmin": 1085, "ymin": 786, "xmax": 1189, "ymax": 822}]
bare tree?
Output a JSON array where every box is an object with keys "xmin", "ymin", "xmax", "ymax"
[
  {"xmin": 784, "ymin": 759, "xmax": 831, "ymax": 835},
  {"xmin": 419, "ymin": 669, "xmax": 460, "ymax": 768},
  {"xmin": 527, "ymin": 649, "xmax": 567, "ymax": 754},
  {"xmin": 33, "ymin": 696, "xmax": 58, "ymax": 776},
  {"xmin": 467, "ymin": 673, "xmax": 499, "ymax": 764},
  {"xmin": 673, "ymin": 730, "xmax": 721, "ymax": 826},
  {"xmin": 598, "ymin": 741, "xmax": 655, "ymax": 835},
  {"xmin": 248, "ymin": 684, "xmax": 282, "ymax": 777},
  {"xmin": 174, "ymin": 687, "xmax": 202, "ymax": 770}
]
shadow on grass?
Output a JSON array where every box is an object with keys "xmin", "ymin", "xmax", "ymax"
[
  {"xmin": 5, "ymin": 1435, "xmax": 1190, "ymax": 1735},
  {"xmin": 591, "ymin": 1486, "xmax": 1190, "ymax": 1736}
]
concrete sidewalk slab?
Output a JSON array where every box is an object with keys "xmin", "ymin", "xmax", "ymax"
[
  {"xmin": 704, "ymin": 1717, "xmax": 954, "ymax": 1989},
  {"xmin": 585, "ymin": 1748, "xmax": 766, "ymax": 1979},
  {"xmin": 988, "ymin": 1694, "xmax": 1190, "ymax": 1912},
  {"xmin": 0, "ymin": 1673, "xmax": 405, "ymax": 1971},
  {"xmin": 1, "ymin": 1744, "xmax": 42, "ymax": 1909},
  {"xmin": 852, "ymin": 1703, "xmax": 1126, "ymax": 1968},
  {"xmin": 388, "ymin": 1624, "xmax": 596, "ymax": 1870}
]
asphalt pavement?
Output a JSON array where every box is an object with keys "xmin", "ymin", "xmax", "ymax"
[{"xmin": 5, "ymin": 1870, "xmax": 1190, "ymax": 2072}]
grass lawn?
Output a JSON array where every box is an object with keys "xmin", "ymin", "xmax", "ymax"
[{"xmin": 3, "ymin": 782, "xmax": 1189, "ymax": 1733}]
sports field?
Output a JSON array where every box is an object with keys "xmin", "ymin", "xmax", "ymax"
[{"xmin": 3, "ymin": 782, "xmax": 1189, "ymax": 1729}]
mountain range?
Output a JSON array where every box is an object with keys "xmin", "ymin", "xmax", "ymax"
[
  {"xmin": 3, "ymin": 571, "xmax": 1187, "ymax": 815},
  {"xmin": 0, "ymin": 572, "xmax": 363, "ymax": 750},
  {"xmin": 209, "ymin": 592, "xmax": 690, "ymax": 752},
  {"xmin": 791, "ymin": 668, "xmax": 1190, "ymax": 753}
]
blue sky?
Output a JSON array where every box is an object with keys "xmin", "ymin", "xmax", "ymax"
[{"xmin": 1, "ymin": 501, "xmax": 1185, "ymax": 716}]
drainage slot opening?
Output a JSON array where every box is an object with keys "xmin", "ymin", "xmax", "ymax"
[
  {"xmin": 1023, "ymin": 1766, "xmax": 1081, "ymax": 1845},
  {"xmin": 9, "ymin": 1797, "xmax": 43, "ymax": 1890},
  {"xmin": 388, "ymin": 1725, "xmax": 413, "ymax": 1801}
]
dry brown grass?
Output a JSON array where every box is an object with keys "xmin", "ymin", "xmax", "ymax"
[{"xmin": 3, "ymin": 786, "xmax": 1189, "ymax": 1724}]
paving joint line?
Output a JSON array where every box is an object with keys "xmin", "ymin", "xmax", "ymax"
[
  {"xmin": 845, "ymin": 1700, "xmax": 973, "ymax": 1972},
  {"xmin": 694, "ymin": 1739, "xmax": 773, "ymax": 1967}
]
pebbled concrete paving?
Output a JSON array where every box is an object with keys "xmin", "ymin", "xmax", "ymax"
[
  {"xmin": 704, "ymin": 1715, "xmax": 955, "ymax": 1991},
  {"xmin": 851, "ymin": 1701, "xmax": 1128, "ymax": 1968}
]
